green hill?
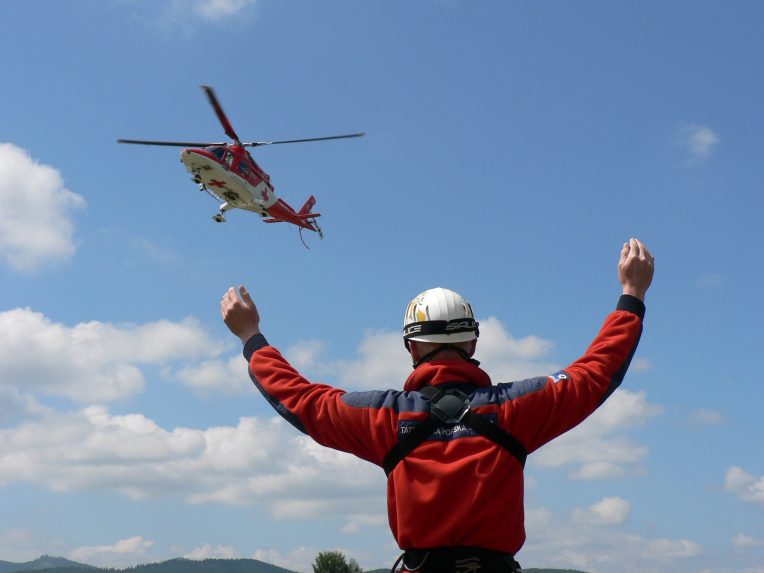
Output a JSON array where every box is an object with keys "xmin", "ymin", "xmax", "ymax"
[
  {"xmin": 124, "ymin": 558, "xmax": 297, "ymax": 573},
  {"xmin": 0, "ymin": 556, "xmax": 95, "ymax": 573},
  {"xmin": 0, "ymin": 559, "xmax": 296, "ymax": 573}
]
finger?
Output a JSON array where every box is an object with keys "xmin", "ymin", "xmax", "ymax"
[
  {"xmin": 221, "ymin": 287, "xmax": 237, "ymax": 311},
  {"xmin": 239, "ymin": 285, "xmax": 254, "ymax": 303},
  {"xmin": 629, "ymin": 238, "xmax": 642, "ymax": 258},
  {"xmin": 636, "ymin": 239, "xmax": 653, "ymax": 263},
  {"xmin": 620, "ymin": 242, "xmax": 630, "ymax": 262}
]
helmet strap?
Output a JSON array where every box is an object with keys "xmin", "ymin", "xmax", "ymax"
[{"xmin": 412, "ymin": 343, "xmax": 480, "ymax": 369}]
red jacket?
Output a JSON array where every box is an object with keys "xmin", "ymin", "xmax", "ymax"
[{"xmin": 243, "ymin": 295, "xmax": 645, "ymax": 555}]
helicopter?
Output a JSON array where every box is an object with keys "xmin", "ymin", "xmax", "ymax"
[{"xmin": 118, "ymin": 86, "xmax": 363, "ymax": 242}]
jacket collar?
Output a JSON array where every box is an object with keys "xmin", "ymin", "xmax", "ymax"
[{"xmin": 403, "ymin": 360, "xmax": 493, "ymax": 392}]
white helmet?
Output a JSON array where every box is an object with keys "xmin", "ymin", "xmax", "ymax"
[{"xmin": 403, "ymin": 287, "xmax": 479, "ymax": 345}]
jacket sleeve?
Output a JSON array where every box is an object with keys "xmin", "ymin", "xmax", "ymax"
[
  {"xmin": 500, "ymin": 295, "xmax": 645, "ymax": 453},
  {"xmin": 242, "ymin": 334, "xmax": 397, "ymax": 465}
]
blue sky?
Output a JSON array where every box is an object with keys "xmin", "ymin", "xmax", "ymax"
[{"xmin": 1, "ymin": 1, "xmax": 763, "ymax": 572}]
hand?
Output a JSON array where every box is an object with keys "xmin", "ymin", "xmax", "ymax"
[
  {"xmin": 220, "ymin": 285, "xmax": 261, "ymax": 344},
  {"xmin": 618, "ymin": 238, "xmax": 654, "ymax": 301}
]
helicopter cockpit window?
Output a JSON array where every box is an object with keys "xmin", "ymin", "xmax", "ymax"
[
  {"xmin": 238, "ymin": 161, "xmax": 251, "ymax": 177},
  {"xmin": 208, "ymin": 147, "xmax": 227, "ymax": 161}
]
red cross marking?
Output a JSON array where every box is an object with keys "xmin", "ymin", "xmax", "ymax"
[{"xmin": 209, "ymin": 179, "xmax": 226, "ymax": 188}]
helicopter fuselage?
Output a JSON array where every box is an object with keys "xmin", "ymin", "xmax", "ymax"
[
  {"xmin": 181, "ymin": 146, "xmax": 275, "ymax": 215},
  {"xmin": 180, "ymin": 145, "xmax": 321, "ymax": 232}
]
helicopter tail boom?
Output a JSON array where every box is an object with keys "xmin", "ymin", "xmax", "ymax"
[{"xmin": 263, "ymin": 212, "xmax": 321, "ymax": 223}]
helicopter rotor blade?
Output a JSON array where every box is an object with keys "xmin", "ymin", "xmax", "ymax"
[
  {"xmin": 118, "ymin": 139, "xmax": 226, "ymax": 147},
  {"xmin": 201, "ymin": 85, "xmax": 240, "ymax": 143},
  {"xmin": 244, "ymin": 132, "xmax": 365, "ymax": 147}
]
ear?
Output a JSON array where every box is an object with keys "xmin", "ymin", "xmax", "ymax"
[{"xmin": 468, "ymin": 339, "xmax": 477, "ymax": 357}]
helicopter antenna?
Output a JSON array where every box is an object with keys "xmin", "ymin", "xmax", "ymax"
[{"xmin": 299, "ymin": 227, "xmax": 311, "ymax": 249}]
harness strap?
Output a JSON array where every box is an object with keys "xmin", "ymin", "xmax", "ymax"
[
  {"xmin": 383, "ymin": 385, "xmax": 527, "ymax": 477},
  {"xmin": 460, "ymin": 410, "xmax": 527, "ymax": 467},
  {"xmin": 383, "ymin": 416, "xmax": 439, "ymax": 476}
]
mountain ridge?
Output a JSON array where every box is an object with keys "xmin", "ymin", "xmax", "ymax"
[
  {"xmin": 0, "ymin": 556, "xmax": 588, "ymax": 573},
  {"xmin": 0, "ymin": 556, "xmax": 95, "ymax": 573}
]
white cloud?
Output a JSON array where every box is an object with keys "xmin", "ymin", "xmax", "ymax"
[
  {"xmin": 280, "ymin": 330, "xmax": 412, "ymax": 390},
  {"xmin": 0, "ymin": 406, "xmax": 387, "ymax": 526},
  {"xmin": 185, "ymin": 543, "xmax": 240, "ymax": 559},
  {"xmin": 335, "ymin": 330, "xmax": 413, "ymax": 389},
  {"xmin": 175, "ymin": 355, "xmax": 252, "ymax": 394},
  {"xmin": 630, "ymin": 357, "xmax": 652, "ymax": 372},
  {"xmin": 0, "ymin": 388, "xmax": 50, "ymax": 425},
  {"xmin": 191, "ymin": 0, "xmax": 257, "ymax": 20},
  {"xmin": 677, "ymin": 122, "xmax": 720, "ymax": 166},
  {"xmin": 689, "ymin": 409, "xmax": 725, "ymax": 426},
  {"xmin": 532, "ymin": 390, "xmax": 663, "ymax": 479},
  {"xmin": 0, "ymin": 308, "xmax": 224, "ymax": 402},
  {"xmin": 571, "ymin": 496, "xmax": 630, "ymax": 525},
  {"xmin": 253, "ymin": 546, "xmax": 322, "ymax": 573},
  {"xmin": 132, "ymin": 236, "xmax": 180, "ymax": 265},
  {"xmin": 266, "ymin": 334, "xmax": 401, "ymax": 390},
  {"xmin": 522, "ymin": 502, "xmax": 702, "ymax": 573},
  {"xmin": 340, "ymin": 513, "xmax": 388, "ymax": 535},
  {"xmin": 698, "ymin": 273, "xmax": 725, "ymax": 288},
  {"xmin": 732, "ymin": 533, "xmax": 764, "ymax": 548},
  {"xmin": 285, "ymin": 339, "xmax": 328, "ymax": 371},
  {"xmin": 725, "ymin": 466, "xmax": 764, "ymax": 505},
  {"xmin": 156, "ymin": 0, "xmax": 257, "ymax": 31},
  {"xmin": 0, "ymin": 528, "xmax": 65, "ymax": 563},
  {"xmin": 69, "ymin": 536, "xmax": 155, "ymax": 568},
  {"xmin": 0, "ymin": 143, "xmax": 85, "ymax": 272},
  {"xmin": 475, "ymin": 316, "xmax": 558, "ymax": 381}
]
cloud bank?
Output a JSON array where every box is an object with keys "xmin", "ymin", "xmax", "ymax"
[
  {"xmin": 69, "ymin": 536, "xmax": 155, "ymax": 568},
  {"xmin": 523, "ymin": 502, "xmax": 702, "ymax": 573},
  {"xmin": 0, "ymin": 143, "xmax": 85, "ymax": 273},
  {"xmin": 532, "ymin": 389, "xmax": 663, "ymax": 479},
  {"xmin": 0, "ymin": 308, "xmax": 224, "ymax": 402}
]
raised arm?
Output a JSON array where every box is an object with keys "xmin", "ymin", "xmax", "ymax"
[
  {"xmin": 503, "ymin": 238, "xmax": 654, "ymax": 452},
  {"xmin": 219, "ymin": 284, "xmax": 398, "ymax": 464}
]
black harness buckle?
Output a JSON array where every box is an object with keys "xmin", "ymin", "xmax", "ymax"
[{"xmin": 428, "ymin": 388, "xmax": 471, "ymax": 424}]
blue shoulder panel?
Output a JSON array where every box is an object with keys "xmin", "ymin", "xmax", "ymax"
[
  {"xmin": 341, "ymin": 389, "xmax": 432, "ymax": 413},
  {"xmin": 341, "ymin": 375, "xmax": 551, "ymax": 414}
]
